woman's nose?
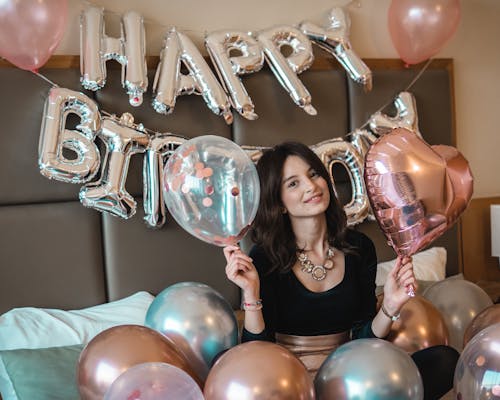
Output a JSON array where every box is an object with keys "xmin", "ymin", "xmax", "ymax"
[{"xmin": 304, "ymin": 178, "xmax": 315, "ymax": 192}]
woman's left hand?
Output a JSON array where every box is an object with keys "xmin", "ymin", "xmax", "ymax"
[{"xmin": 383, "ymin": 256, "xmax": 417, "ymax": 316}]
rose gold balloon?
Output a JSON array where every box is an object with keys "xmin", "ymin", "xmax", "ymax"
[
  {"xmin": 364, "ymin": 128, "xmax": 473, "ymax": 258},
  {"xmin": 388, "ymin": 0, "xmax": 461, "ymax": 65},
  {"xmin": 0, "ymin": 0, "xmax": 68, "ymax": 71},
  {"xmin": 379, "ymin": 294, "xmax": 449, "ymax": 353},
  {"xmin": 463, "ymin": 304, "xmax": 500, "ymax": 347},
  {"xmin": 204, "ymin": 341, "xmax": 315, "ymax": 400},
  {"xmin": 77, "ymin": 325, "xmax": 201, "ymax": 400}
]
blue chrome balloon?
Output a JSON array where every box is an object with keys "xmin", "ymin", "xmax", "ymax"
[
  {"xmin": 145, "ymin": 282, "xmax": 238, "ymax": 382},
  {"xmin": 163, "ymin": 135, "xmax": 260, "ymax": 246},
  {"xmin": 315, "ymin": 338, "xmax": 423, "ymax": 400}
]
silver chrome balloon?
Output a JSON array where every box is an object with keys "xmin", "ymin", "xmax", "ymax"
[
  {"xmin": 80, "ymin": 6, "xmax": 148, "ymax": 106},
  {"xmin": 143, "ymin": 133, "xmax": 187, "ymax": 228},
  {"xmin": 153, "ymin": 29, "xmax": 233, "ymax": 124},
  {"xmin": 79, "ymin": 113, "xmax": 150, "ymax": 219},
  {"xmin": 312, "ymin": 138, "xmax": 369, "ymax": 226},
  {"xmin": 145, "ymin": 282, "xmax": 239, "ymax": 382},
  {"xmin": 315, "ymin": 339, "xmax": 424, "ymax": 399},
  {"xmin": 423, "ymin": 279, "xmax": 493, "ymax": 351},
  {"xmin": 257, "ymin": 25, "xmax": 316, "ymax": 115},
  {"xmin": 39, "ymin": 87, "xmax": 101, "ymax": 183},
  {"xmin": 369, "ymin": 91, "xmax": 422, "ymax": 138},
  {"xmin": 205, "ymin": 30, "xmax": 264, "ymax": 120},
  {"xmin": 300, "ymin": 7, "xmax": 372, "ymax": 91}
]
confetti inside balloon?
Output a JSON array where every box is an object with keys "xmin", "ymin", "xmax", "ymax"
[{"xmin": 163, "ymin": 135, "xmax": 260, "ymax": 246}]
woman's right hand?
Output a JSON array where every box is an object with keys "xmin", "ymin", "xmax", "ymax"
[{"xmin": 223, "ymin": 245, "xmax": 260, "ymax": 299}]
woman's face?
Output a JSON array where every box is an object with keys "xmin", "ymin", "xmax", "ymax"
[{"xmin": 280, "ymin": 155, "xmax": 330, "ymax": 219}]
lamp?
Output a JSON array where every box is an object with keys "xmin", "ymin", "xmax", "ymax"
[{"xmin": 491, "ymin": 204, "xmax": 500, "ymax": 267}]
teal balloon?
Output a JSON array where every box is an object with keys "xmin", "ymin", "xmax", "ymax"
[
  {"xmin": 315, "ymin": 338, "xmax": 423, "ymax": 399},
  {"xmin": 145, "ymin": 282, "xmax": 238, "ymax": 382},
  {"xmin": 163, "ymin": 135, "xmax": 260, "ymax": 246}
]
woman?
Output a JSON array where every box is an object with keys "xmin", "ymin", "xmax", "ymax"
[{"xmin": 224, "ymin": 142, "xmax": 458, "ymax": 399}]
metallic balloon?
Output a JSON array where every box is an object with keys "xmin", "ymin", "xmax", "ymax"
[
  {"xmin": 143, "ymin": 134, "xmax": 187, "ymax": 228},
  {"xmin": 423, "ymin": 279, "xmax": 493, "ymax": 351},
  {"xmin": 205, "ymin": 30, "xmax": 264, "ymax": 120},
  {"xmin": 77, "ymin": 325, "xmax": 201, "ymax": 400},
  {"xmin": 300, "ymin": 7, "xmax": 372, "ymax": 91},
  {"xmin": 315, "ymin": 338, "xmax": 424, "ymax": 399},
  {"xmin": 204, "ymin": 341, "xmax": 315, "ymax": 400},
  {"xmin": 80, "ymin": 113, "xmax": 150, "ymax": 219},
  {"xmin": 80, "ymin": 6, "xmax": 148, "ymax": 106},
  {"xmin": 312, "ymin": 138, "xmax": 369, "ymax": 226},
  {"xmin": 257, "ymin": 25, "xmax": 316, "ymax": 115},
  {"xmin": 364, "ymin": 128, "xmax": 473, "ymax": 258},
  {"xmin": 464, "ymin": 304, "xmax": 500, "ymax": 347},
  {"xmin": 145, "ymin": 282, "xmax": 238, "ymax": 382},
  {"xmin": 388, "ymin": 0, "xmax": 461, "ymax": 65},
  {"xmin": 454, "ymin": 322, "xmax": 500, "ymax": 399},
  {"xmin": 152, "ymin": 28, "xmax": 233, "ymax": 124},
  {"xmin": 0, "ymin": 0, "xmax": 68, "ymax": 71},
  {"xmin": 380, "ymin": 294, "xmax": 450, "ymax": 354},
  {"xmin": 369, "ymin": 92, "xmax": 422, "ymax": 138},
  {"xmin": 104, "ymin": 362, "xmax": 204, "ymax": 400},
  {"xmin": 163, "ymin": 135, "xmax": 260, "ymax": 246},
  {"xmin": 39, "ymin": 87, "xmax": 101, "ymax": 184}
]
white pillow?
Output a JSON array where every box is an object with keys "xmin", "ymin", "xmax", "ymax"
[
  {"xmin": 0, "ymin": 291, "xmax": 154, "ymax": 400},
  {"xmin": 375, "ymin": 247, "xmax": 447, "ymax": 287}
]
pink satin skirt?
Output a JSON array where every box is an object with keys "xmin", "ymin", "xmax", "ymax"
[{"xmin": 276, "ymin": 331, "xmax": 350, "ymax": 378}]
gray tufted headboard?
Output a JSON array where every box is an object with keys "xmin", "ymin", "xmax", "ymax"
[{"xmin": 0, "ymin": 56, "xmax": 461, "ymax": 315}]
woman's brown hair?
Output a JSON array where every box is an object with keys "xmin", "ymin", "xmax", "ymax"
[{"xmin": 251, "ymin": 141, "xmax": 352, "ymax": 273}]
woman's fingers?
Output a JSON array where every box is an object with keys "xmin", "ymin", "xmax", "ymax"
[{"xmin": 223, "ymin": 245, "xmax": 240, "ymax": 262}]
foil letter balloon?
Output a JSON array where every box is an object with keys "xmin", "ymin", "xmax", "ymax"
[
  {"xmin": 163, "ymin": 135, "xmax": 260, "ymax": 246},
  {"xmin": 312, "ymin": 138, "xmax": 369, "ymax": 226},
  {"xmin": 364, "ymin": 127, "xmax": 473, "ymax": 257},
  {"xmin": 152, "ymin": 29, "xmax": 233, "ymax": 124},
  {"xmin": 143, "ymin": 134, "xmax": 187, "ymax": 228},
  {"xmin": 80, "ymin": 6, "xmax": 148, "ymax": 106},
  {"xmin": 39, "ymin": 87, "xmax": 100, "ymax": 183},
  {"xmin": 80, "ymin": 113, "xmax": 150, "ymax": 219},
  {"xmin": 257, "ymin": 26, "xmax": 316, "ymax": 115},
  {"xmin": 369, "ymin": 92, "xmax": 422, "ymax": 138},
  {"xmin": 300, "ymin": 7, "xmax": 372, "ymax": 91},
  {"xmin": 205, "ymin": 30, "xmax": 264, "ymax": 120}
]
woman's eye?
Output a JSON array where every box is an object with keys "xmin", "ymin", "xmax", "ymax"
[
  {"xmin": 311, "ymin": 171, "xmax": 319, "ymax": 178},
  {"xmin": 287, "ymin": 180, "xmax": 297, "ymax": 188}
]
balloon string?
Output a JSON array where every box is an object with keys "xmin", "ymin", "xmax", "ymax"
[
  {"xmin": 32, "ymin": 71, "xmax": 59, "ymax": 87},
  {"xmin": 352, "ymin": 58, "xmax": 433, "ymax": 134}
]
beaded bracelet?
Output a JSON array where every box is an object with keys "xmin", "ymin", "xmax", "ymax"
[
  {"xmin": 241, "ymin": 299, "xmax": 263, "ymax": 311},
  {"xmin": 381, "ymin": 303, "xmax": 400, "ymax": 321}
]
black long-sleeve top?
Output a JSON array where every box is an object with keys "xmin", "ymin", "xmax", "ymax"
[{"xmin": 241, "ymin": 229, "xmax": 378, "ymax": 342}]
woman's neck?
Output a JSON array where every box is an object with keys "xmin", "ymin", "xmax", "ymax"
[{"xmin": 292, "ymin": 214, "xmax": 328, "ymax": 253}]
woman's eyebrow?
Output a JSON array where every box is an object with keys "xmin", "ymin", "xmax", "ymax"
[{"xmin": 282, "ymin": 174, "xmax": 297, "ymax": 184}]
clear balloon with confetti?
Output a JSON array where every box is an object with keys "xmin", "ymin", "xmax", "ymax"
[{"xmin": 163, "ymin": 135, "xmax": 260, "ymax": 246}]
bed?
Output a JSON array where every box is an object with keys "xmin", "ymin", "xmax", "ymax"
[{"xmin": 0, "ymin": 55, "xmax": 461, "ymax": 399}]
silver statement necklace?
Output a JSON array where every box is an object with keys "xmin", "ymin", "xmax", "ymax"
[{"xmin": 297, "ymin": 246, "xmax": 335, "ymax": 281}]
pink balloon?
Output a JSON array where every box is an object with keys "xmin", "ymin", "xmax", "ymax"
[
  {"xmin": 388, "ymin": 0, "xmax": 461, "ymax": 65},
  {"xmin": 0, "ymin": 0, "xmax": 68, "ymax": 71},
  {"xmin": 364, "ymin": 128, "xmax": 473, "ymax": 257}
]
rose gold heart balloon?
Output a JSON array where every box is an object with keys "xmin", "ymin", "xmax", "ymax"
[{"xmin": 364, "ymin": 128, "xmax": 473, "ymax": 257}]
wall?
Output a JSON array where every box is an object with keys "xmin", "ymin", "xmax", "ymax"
[{"xmin": 55, "ymin": 0, "xmax": 500, "ymax": 199}]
